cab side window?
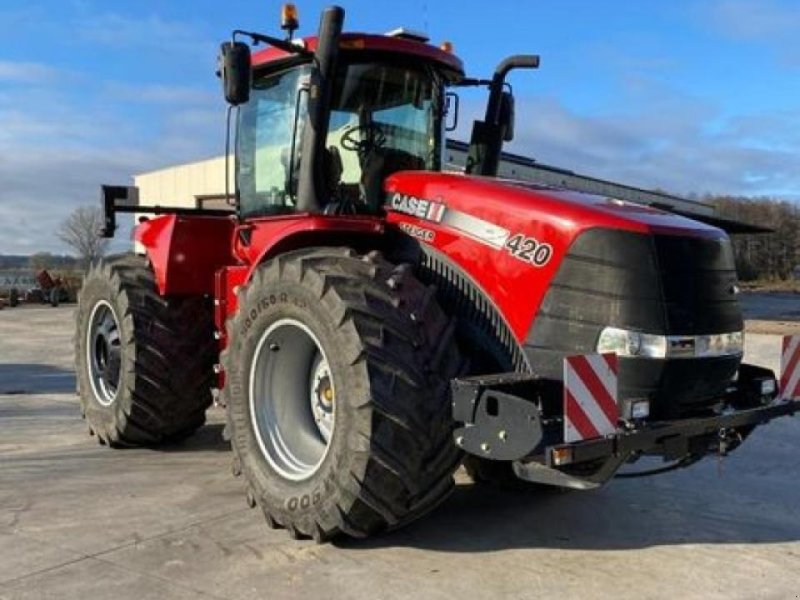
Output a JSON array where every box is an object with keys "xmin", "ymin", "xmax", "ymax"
[{"xmin": 238, "ymin": 67, "xmax": 309, "ymax": 217}]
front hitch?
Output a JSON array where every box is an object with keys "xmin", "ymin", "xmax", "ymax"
[{"xmin": 452, "ymin": 336, "xmax": 800, "ymax": 488}]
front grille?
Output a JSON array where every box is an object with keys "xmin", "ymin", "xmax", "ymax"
[
  {"xmin": 653, "ymin": 234, "xmax": 742, "ymax": 334},
  {"xmin": 525, "ymin": 228, "xmax": 743, "ymax": 418}
]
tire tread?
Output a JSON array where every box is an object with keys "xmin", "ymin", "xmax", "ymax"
[
  {"xmin": 223, "ymin": 247, "xmax": 463, "ymax": 540},
  {"xmin": 76, "ymin": 254, "xmax": 216, "ymax": 446}
]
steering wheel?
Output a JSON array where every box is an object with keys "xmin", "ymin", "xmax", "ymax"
[{"xmin": 341, "ymin": 123, "xmax": 387, "ymax": 158}]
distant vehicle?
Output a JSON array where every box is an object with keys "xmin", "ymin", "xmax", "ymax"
[{"xmin": 26, "ymin": 270, "xmax": 69, "ymax": 307}]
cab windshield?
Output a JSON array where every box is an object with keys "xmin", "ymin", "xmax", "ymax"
[{"xmin": 238, "ymin": 59, "xmax": 442, "ymax": 218}]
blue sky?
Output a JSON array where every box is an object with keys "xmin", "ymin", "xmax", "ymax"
[{"xmin": 1, "ymin": 0, "xmax": 798, "ymax": 254}]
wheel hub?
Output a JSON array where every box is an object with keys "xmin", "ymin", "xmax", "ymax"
[
  {"xmin": 310, "ymin": 356, "xmax": 334, "ymax": 442},
  {"xmin": 86, "ymin": 300, "xmax": 122, "ymax": 407}
]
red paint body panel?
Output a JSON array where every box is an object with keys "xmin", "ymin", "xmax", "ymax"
[
  {"xmin": 232, "ymin": 214, "xmax": 384, "ymax": 283},
  {"xmin": 214, "ymin": 265, "xmax": 249, "ymax": 346},
  {"xmin": 135, "ymin": 171, "xmax": 724, "ymax": 363},
  {"xmin": 135, "ymin": 215, "xmax": 236, "ymax": 296},
  {"xmin": 252, "ymin": 33, "xmax": 464, "ymax": 75},
  {"xmin": 136, "ymin": 212, "xmax": 383, "ymax": 324},
  {"xmin": 384, "ymin": 171, "xmax": 726, "ymax": 342}
]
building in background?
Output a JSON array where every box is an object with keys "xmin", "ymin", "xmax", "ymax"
[
  {"xmin": 134, "ymin": 141, "xmax": 714, "ymax": 218},
  {"xmin": 135, "ymin": 155, "xmax": 234, "ymax": 211}
]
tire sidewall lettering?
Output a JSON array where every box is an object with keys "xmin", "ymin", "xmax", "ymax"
[
  {"xmin": 284, "ymin": 489, "xmax": 322, "ymax": 512},
  {"xmin": 240, "ymin": 291, "xmax": 308, "ymax": 338},
  {"xmin": 230, "ymin": 272, "xmax": 350, "ymax": 527}
]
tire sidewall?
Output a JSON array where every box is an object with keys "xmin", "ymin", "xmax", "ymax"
[
  {"xmin": 227, "ymin": 277, "xmax": 369, "ymax": 529},
  {"xmin": 76, "ymin": 268, "xmax": 133, "ymax": 437}
]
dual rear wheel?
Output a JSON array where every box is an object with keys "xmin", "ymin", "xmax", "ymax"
[{"xmin": 75, "ymin": 255, "xmax": 216, "ymax": 446}]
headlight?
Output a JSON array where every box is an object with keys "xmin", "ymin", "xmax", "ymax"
[
  {"xmin": 597, "ymin": 327, "xmax": 743, "ymax": 359},
  {"xmin": 597, "ymin": 327, "xmax": 667, "ymax": 358}
]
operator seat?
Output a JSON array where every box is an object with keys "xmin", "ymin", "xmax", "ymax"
[
  {"xmin": 323, "ymin": 146, "xmax": 344, "ymax": 195},
  {"xmin": 322, "ymin": 146, "xmax": 352, "ymax": 214}
]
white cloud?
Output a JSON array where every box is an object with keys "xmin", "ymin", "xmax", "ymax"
[
  {"xmin": 705, "ymin": 0, "xmax": 800, "ymax": 39},
  {"xmin": 0, "ymin": 60, "xmax": 64, "ymax": 84},
  {"xmin": 452, "ymin": 71, "xmax": 799, "ymax": 201},
  {"xmin": 0, "ymin": 74, "xmax": 223, "ymax": 255},
  {"xmin": 0, "ymin": 7, "xmax": 254, "ymax": 251},
  {"xmin": 503, "ymin": 95, "xmax": 800, "ymax": 200},
  {"xmin": 1, "ymin": 3, "xmax": 797, "ymax": 256},
  {"xmin": 702, "ymin": 0, "xmax": 800, "ymax": 66},
  {"xmin": 4, "ymin": 79, "xmax": 797, "ymax": 255},
  {"xmin": 75, "ymin": 12, "xmax": 215, "ymax": 56},
  {"xmin": 102, "ymin": 82, "xmax": 218, "ymax": 105}
]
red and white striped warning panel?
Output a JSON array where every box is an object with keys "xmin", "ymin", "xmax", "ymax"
[
  {"xmin": 780, "ymin": 335, "xmax": 800, "ymax": 400},
  {"xmin": 563, "ymin": 353, "xmax": 619, "ymax": 443}
]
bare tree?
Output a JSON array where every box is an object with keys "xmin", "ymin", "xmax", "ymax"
[
  {"xmin": 29, "ymin": 252, "xmax": 55, "ymax": 271},
  {"xmin": 711, "ymin": 196, "xmax": 800, "ymax": 281},
  {"xmin": 57, "ymin": 206, "xmax": 110, "ymax": 268}
]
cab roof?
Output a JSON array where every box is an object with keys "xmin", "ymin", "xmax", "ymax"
[{"xmin": 251, "ymin": 33, "xmax": 464, "ymax": 78}]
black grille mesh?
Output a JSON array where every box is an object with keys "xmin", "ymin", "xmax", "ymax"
[{"xmin": 417, "ymin": 248, "xmax": 529, "ymax": 373}]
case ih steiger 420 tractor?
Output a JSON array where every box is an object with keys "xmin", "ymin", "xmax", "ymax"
[{"xmin": 76, "ymin": 5, "xmax": 800, "ymax": 541}]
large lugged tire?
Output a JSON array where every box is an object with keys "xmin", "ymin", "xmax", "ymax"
[
  {"xmin": 75, "ymin": 254, "xmax": 216, "ymax": 447},
  {"xmin": 222, "ymin": 248, "xmax": 462, "ymax": 541}
]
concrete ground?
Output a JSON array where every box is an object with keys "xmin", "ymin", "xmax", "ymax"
[{"xmin": 2, "ymin": 306, "xmax": 800, "ymax": 600}]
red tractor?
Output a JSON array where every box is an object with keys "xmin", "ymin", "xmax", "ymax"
[{"xmin": 76, "ymin": 5, "xmax": 799, "ymax": 541}]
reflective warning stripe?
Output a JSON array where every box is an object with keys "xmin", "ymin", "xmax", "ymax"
[
  {"xmin": 781, "ymin": 336, "xmax": 800, "ymax": 400},
  {"xmin": 563, "ymin": 353, "xmax": 619, "ymax": 443},
  {"xmin": 564, "ymin": 389, "xmax": 601, "ymax": 440}
]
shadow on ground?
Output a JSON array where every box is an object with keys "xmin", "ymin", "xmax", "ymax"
[
  {"xmin": 0, "ymin": 364, "xmax": 76, "ymax": 394},
  {"xmin": 162, "ymin": 423, "xmax": 230, "ymax": 453},
  {"xmin": 335, "ymin": 467, "xmax": 800, "ymax": 553}
]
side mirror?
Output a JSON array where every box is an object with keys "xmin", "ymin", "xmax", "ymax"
[
  {"xmin": 219, "ymin": 41, "xmax": 251, "ymax": 105},
  {"xmin": 445, "ymin": 92, "xmax": 459, "ymax": 132},
  {"xmin": 499, "ymin": 91, "xmax": 515, "ymax": 142}
]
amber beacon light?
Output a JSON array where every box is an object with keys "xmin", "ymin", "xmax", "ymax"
[{"xmin": 281, "ymin": 3, "xmax": 299, "ymax": 38}]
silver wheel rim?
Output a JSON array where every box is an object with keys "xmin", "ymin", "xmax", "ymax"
[
  {"xmin": 249, "ymin": 318, "xmax": 336, "ymax": 481},
  {"xmin": 86, "ymin": 300, "xmax": 122, "ymax": 407}
]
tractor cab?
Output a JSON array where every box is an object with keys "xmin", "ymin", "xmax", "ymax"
[
  {"xmin": 218, "ymin": 5, "xmax": 539, "ymax": 222},
  {"xmin": 238, "ymin": 48, "xmax": 457, "ymax": 218},
  {"xmin": 222, "ymin": 13, "xmax": 464, "ymax": 220}
]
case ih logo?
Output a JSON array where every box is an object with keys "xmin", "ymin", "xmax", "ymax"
[
  {"xmin": 389, "ymin": 192, "xmax": 446, "ymax": 223},
  {"xmin": 397, "ymin": 222, "xmax": 435, "ymax": 243}
]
